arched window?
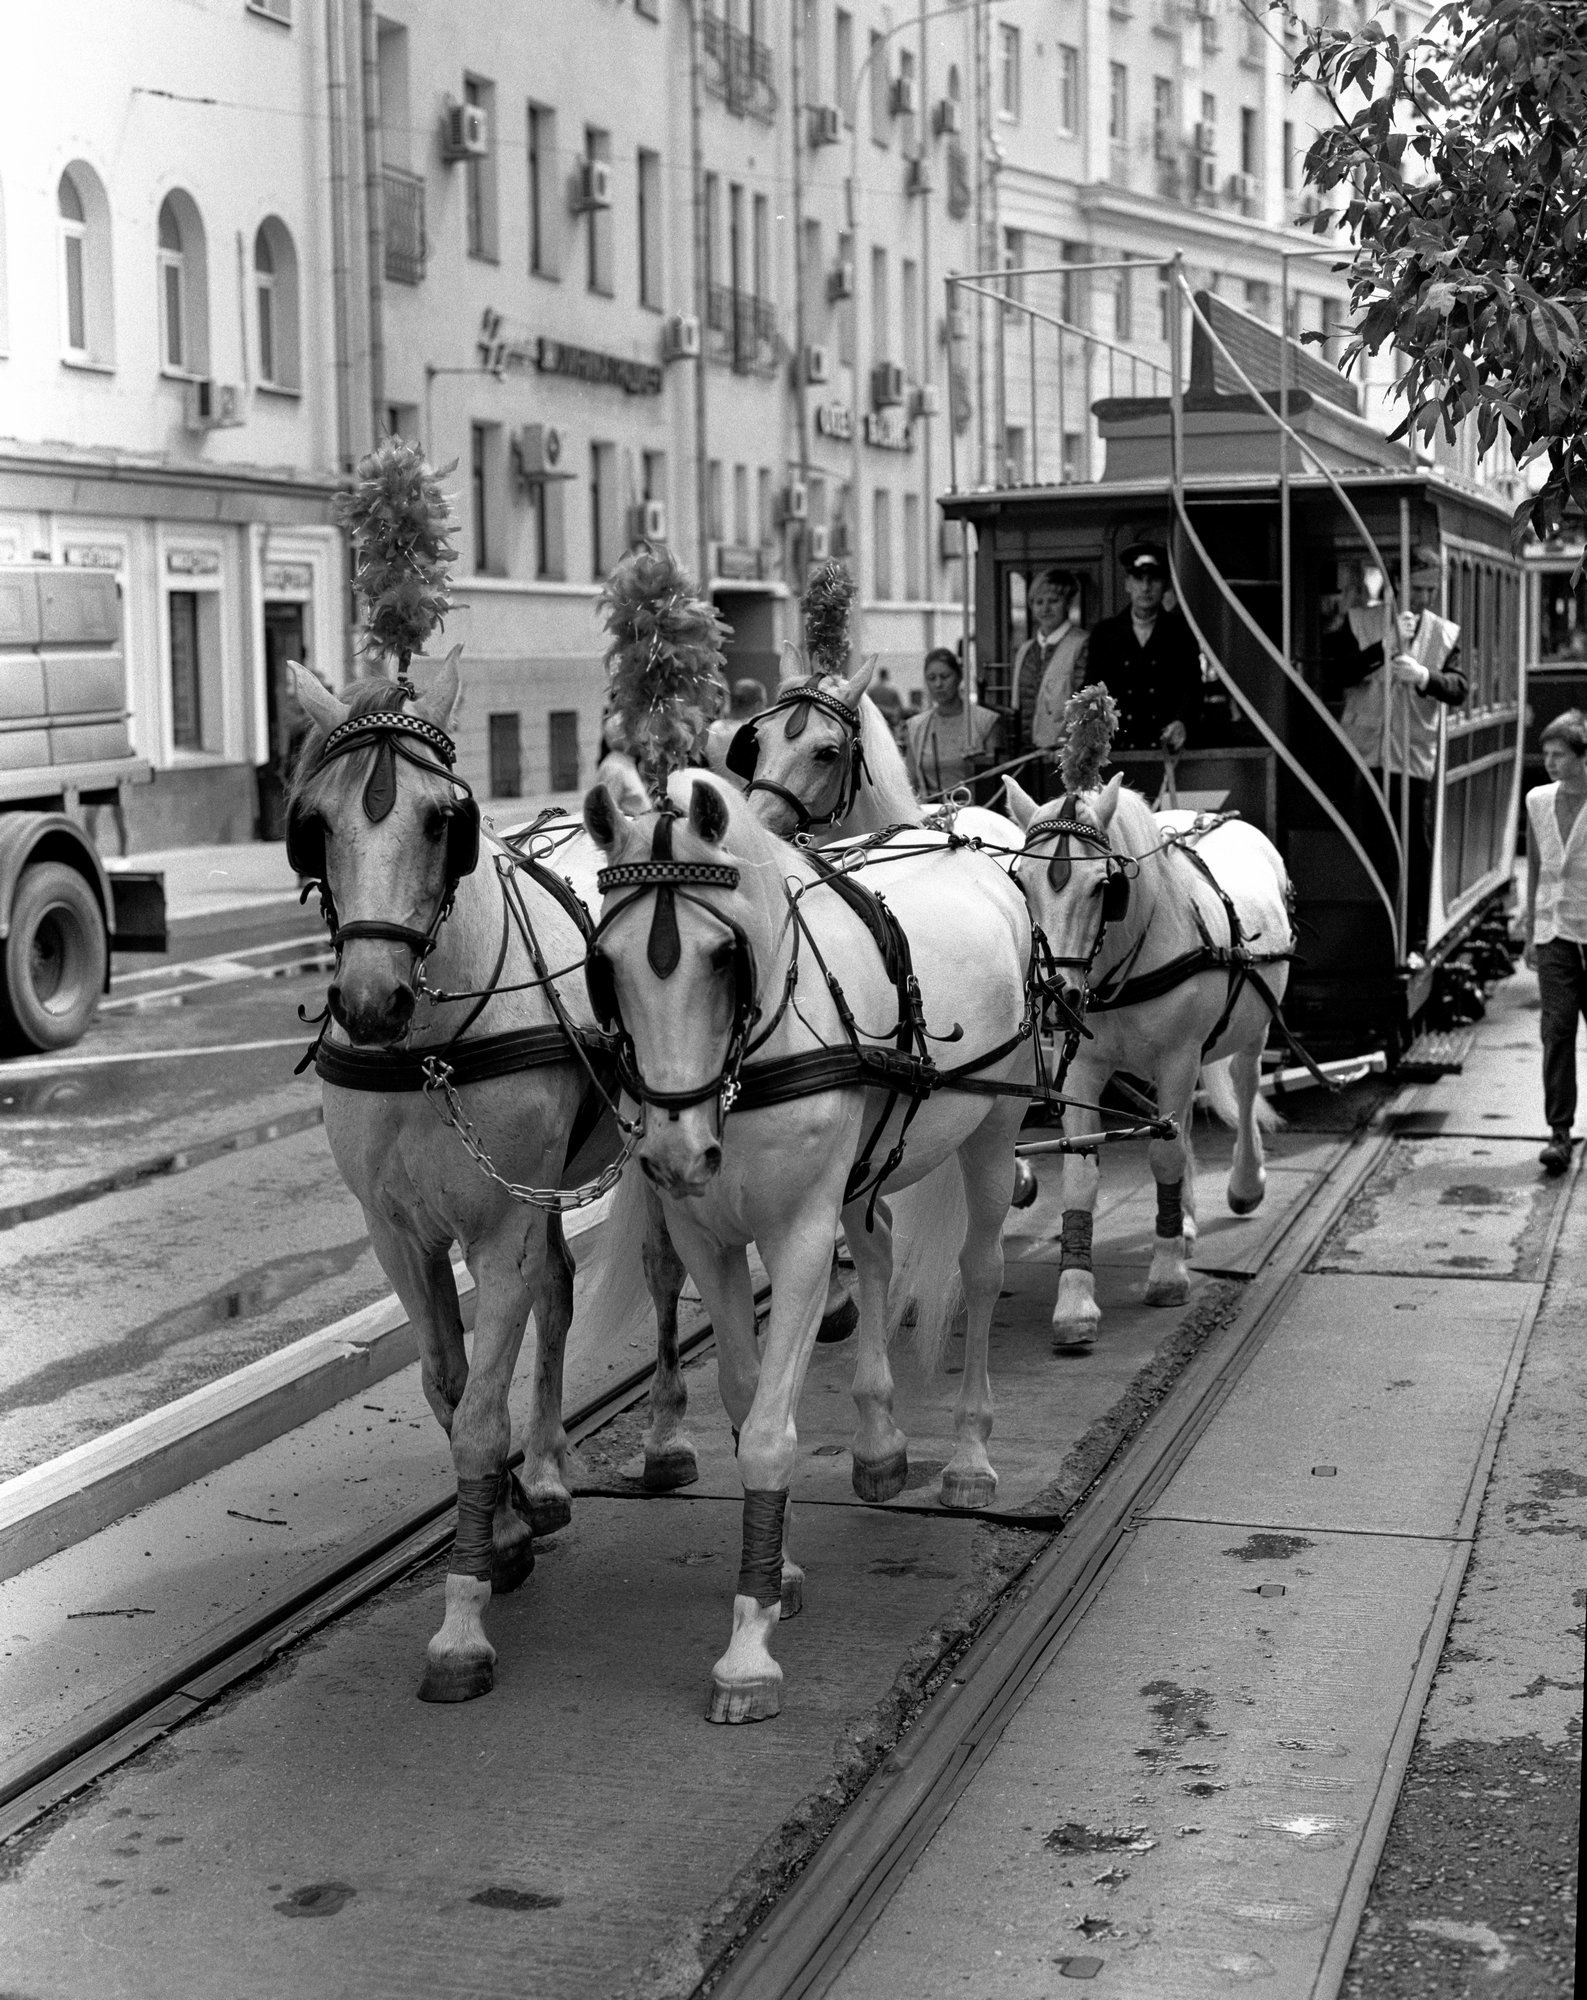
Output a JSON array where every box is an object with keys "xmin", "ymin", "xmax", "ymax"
[
  {"xmin": 253, "ymin": 217, "xmax": 300, "ymax": 390},
  {"xmin": 57, "ymin": 163, "xmax": 114, "ymax": 365},
  {"xmin": 155, "ymin": 190, "xmax": 208, "ymax": 378}
]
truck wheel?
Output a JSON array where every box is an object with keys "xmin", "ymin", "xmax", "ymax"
[{"xmin": 0, "ymin": 862, "xmax": 108, "ymax": 1053}]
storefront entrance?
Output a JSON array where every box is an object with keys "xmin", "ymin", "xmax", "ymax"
[{"xmin": 258, "ymin": 601, "xmax": 308, "ymax": 840}]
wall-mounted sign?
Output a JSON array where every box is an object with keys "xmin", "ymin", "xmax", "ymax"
[
  {"xmin": 715, "ymin": 545, "xmax": 764, "ymax": 581},
  {"xmin": 63, "ymin": 543, "xmax": 123, "ymax": 569},
  {"xmin": 864, "ymin": 410, "xmax": 914, "ymax": 452},
  {"xmin": 167, "ymin": 548, "xmax": 221, "ymax": 576},
  {"xmin": 264, "ymin": 561, "xmax": 313, "ymax": 593},
  {"xmin": 535, "ymin": 337, "xmax": 663, "ymax": 397},
  {"xmin": 814, "ymin": 402, "xmax": 854, "ymax": 442}
]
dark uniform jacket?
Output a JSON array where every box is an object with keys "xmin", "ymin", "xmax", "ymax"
[{"xmin": 1079, "ymin": 607, "xmax": 1203, "ymax": 751}]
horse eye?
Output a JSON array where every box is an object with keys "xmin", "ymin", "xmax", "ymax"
[
  {"xmin": 813, "ymin": 745, "xmax": 840, "ymax": 763},
  {"xmin": 709, "ymin": 941, "xmax": 735, "ymax": 974},
  {"xmin": 423, "ymin": 808, "xmax": 447, "ymax": 843}
]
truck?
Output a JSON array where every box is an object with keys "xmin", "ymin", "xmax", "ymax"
[{"xmin": 0, "ymin": 564, "xmax": 166, "ymax": 1053}]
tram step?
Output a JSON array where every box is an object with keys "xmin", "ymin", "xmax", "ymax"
[{"xmin": 1395, "ymin": 1026, "xmax": 1477, "ymax": 1077}]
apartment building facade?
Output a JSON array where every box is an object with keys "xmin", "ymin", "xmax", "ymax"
[{"xmin": 0, "ymin": 0, "xmax": 351, "ymax": 848}]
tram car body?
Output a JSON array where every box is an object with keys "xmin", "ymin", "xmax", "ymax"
[{"xmin": 942, "ymin": 293, "xmax": 1525, "ymax": 1056}]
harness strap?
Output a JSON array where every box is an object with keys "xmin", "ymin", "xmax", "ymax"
[{"xmin": 316, "ymin": 1023, "xmax": 581, "ymax": 1092}]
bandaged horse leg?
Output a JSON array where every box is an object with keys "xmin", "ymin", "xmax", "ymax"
[
  {"xmin": 1052, "ymin": 1057, "xmax": 1105, "ymax": 1349},
  {"xmin": 841, "ymin": 1194, "xmax": 908, "ymax": 1501},
  {"xmin": 779, "ymin": 1495, "xmax": 804, "ymax": 1619},
  {"xmin": 418, "ymin": 1225, "xmax": 544, "ymax": 1702},
  {"xmin": 630, "ymin": 1182, "xmax": 698, "ymax": 1490},
  {"xmin": 518, "ymin": 1213, "xmax": 575, "ymax": 1539},
  {"xmin": 941, "ymin": 1110, "xmax": 1019, "ymax": 1509},
  {"xmin": 1145, "ymin": 1052, "xmax": 1199, "ymax": 1306},
  {"xmin": 1226, "ymin": 1039, "xmax": 1268, "ymax": 1215}
]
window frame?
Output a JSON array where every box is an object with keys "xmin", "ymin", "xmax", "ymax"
[{"xmin": 997, "ymin": 23, "xmax": 1020, "ymax": 122}]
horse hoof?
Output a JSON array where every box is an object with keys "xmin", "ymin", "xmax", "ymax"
[
  {"xmin": 852, "ymin": 1448, "xmax": 909, "ymax": 1504},
  {"xmin": 520, "ymin": 1488, "xmax": 571, "ymax": 1537},
  {"xmin": 940, "ymin": 1466, "xmax": 998, "ymax": 1511},
  {"xmin": 706, "ymin": 1674, "xmax": 782, "ymax": 1724},
  {"xmin": 780, "ymin": 1566, "xmax": 805, "ymax": 1620},
  {"xmin": 642, "ymin": 1443, "xmax": 700, "ymax": 1492},
  {"xmin": 1227, "ymin": 1188, "xmax": 1264, "ymax": 1216},
  {"xmin": 1052, "ymin": 1334, "xmax": 1095, "ymax": 1358},
  {"xmin": 490, "ymin": 1537, "xmax": 535, "ymax": 1596},
  {"xmin": 417, "ymin": 1654, "xmax": 494, "ymax": 1703},
  {"xmin": 816, "ymin": 1297, "xmax": 858, "ymax": 1344},
  {"xmin": 1145, "ymin": 1277, "xmax": 1191, "ymax": 1306}
]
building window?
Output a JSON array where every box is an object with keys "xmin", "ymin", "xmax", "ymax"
[
  {"xmin": 870, "ymin": 33, "xmax": 890, "ymax": 146},
  {"xmin": 591, "ymin": 440, "xmax": 618, "ymax": 576},
  {"xmin": 643, "ymin": 450, "xmax": 666, "ymax": 506},
  {"xmin": 703, "ymin": 173, "xmax": 720, "ymax": 295},
  {"xmin": 803, "ymin": 216, "xmax": 823, "ymax": 324},
  {"xmin": 155, "ymin": 191, "xmax": 208, "ymax": 378},
  {"xmin": 169, "ymin": 591, "xmax": 203, "ymax": 750},
  {"xmin": 752, "ymin": 191, "xmax": 769, "ymax": 302},
  {"xmin": 1201, "ymin": 91, "xmax": 1217, "ymax": 144},
  {"xmin": 872, "ymin": 488, "xmax": 893, "ymax": 600},
  {"xmin": 871, "ymin": 245, "xmax": 888, "ymax": 360},
  {"xmin": 707, "ymin": 459, "xmax": 724, "ymax": 543},
  {"xmin": 757, "ymin": 467, "xmax": 772, "ymax": 546},
  {"xmin": 1109, "ymin": 63, "xmax": 1128, "ymax": 144},
  {"xmin": 471, "ymin": 424, "xmax": 491, "ymax": 572},
  {"xmin": 835, "ymin": 9, "xmax": 854, "ymax": 123},
  {"xmin": 998, "ymin": 24, "xmax": 1020, "ymax": 121},
  {"xmin": 534, "ymin": 478, "xmax": 566, "ymax": 581},
  {"xmin": 157, "ymin": 198, "xmax": 186, "ymax": 372},
  {"xmin": 488, "ymin": 713, "xmax": 523, "ymax": 798},
  {"xmin": 1283, "ymin": 119, "xmax": 1296, "ymax": 192},
  {"xmin": 253, "ymin": 218, "xmax": 300, "ymax": 389},
  {"xmin": 903, "ymin": 492, "xmax": 922, "ymax": 602},
  {"xmin": 836, "ymin": 230, "xmax": 855, "ymax": 367},
  {"xmin": 377, "ymin": 20, "xmax": 410, "ymax": 166},
  {"xmin": 733, "ymin": 464, "xmax": 749, "ymax": 548},
  {"xmin": 1153, "ymin": 76, "xmax": 1175, "ymax": 158},
  {"xmin": 1244, "ymin": 279, "xmax": 1272, "ymax": 323},
  {"xmin": 1241, "ymin": 107, "xmax": 1259, "ymax": 177},
  {"xmin": 1058, "ymin": 46, "xmax": 1079, "ymax": 136},
  {"xmin": 1115, "ymin": 259, "xmax": 1132, "ymax": 342},
  {"xmin": 548, "ymin": 711, "xmax": 581, "ymax": 793},
  {"xmin": 585, "ymin": 127, "xmax": 613, "ymax": 295},
  {"xmin": 901, "ymin": 258, "xmax": 919, "ymax": 377},
  {"xmin": 464, "ymin": 75, "xmax": 498, "ymax": 261},
  {"xmin": 528, "ymin": 103, "xmax": 558, "ymax": 278},
  {"xmin": 1002, "ymin": 228, "xmax": 1025, "ymax": 311},
  {"xmin": 897, "ymin": 48, "xmax": 917, "ymax": 150},
  {"xmin": 57, "ymin": 171, "xmax": 92, "ymax": 358},
  {"xmin": 638, "ymin": 148, "xmax": 662, "ymax": 308}
]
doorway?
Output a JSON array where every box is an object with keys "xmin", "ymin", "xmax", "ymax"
[{"xmin": 259, "ymin": 601, "xmax": 308, "ymax": 840}]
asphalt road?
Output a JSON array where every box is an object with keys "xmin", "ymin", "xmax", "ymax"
[{"xmin": 0, "ymin": 911, "xmax": 387, "ymax": 1479}]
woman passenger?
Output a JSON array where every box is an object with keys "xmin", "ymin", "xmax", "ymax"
[{"xmin": 904, "ymin": 648, "xmax": 1001, "ymax": 798}]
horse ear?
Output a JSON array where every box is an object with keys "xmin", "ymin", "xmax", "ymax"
[
  {"xmin": 584, "ymin": 782, "xmax": 629, "ymax": 852},
  {"xmin": 1002, "ymin": 775, "xmax": 1039, "ymax": 829},
  {"xmin": 778, "ymin": 640, "xmax": 807, "ymax": 687},
  {"xmin": 688, "ymin": 777, "xmax": 731, "ymax": 847},
  {"xmin": 414, "ymin": 644, "xmax": 463, "ymax": 731},
  {"xmin": 839, "ymin": 653, "xmax": 877, "ymax": 705},
  {"xmin": 1096, "ymin": 771, "xmax": 1125, "ymax": 826},
  {"xmin": 290, "ymin": 663, "xmax": 348, "ymax": 734}
]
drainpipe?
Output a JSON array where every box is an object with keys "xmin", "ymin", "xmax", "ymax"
[
  {"xmin": 360, "ymin": 0, "xmax": 386, "ymax": 443},
  {"xmin": 917, "ymin": 0, "xmax": 932, "ymax": 656},
  {"xmin": 324, "ymin": 0, "xmax": 353, "ymax": 475},
  {"xmin": 791, "ymin": 0, "xmax": 811, "ymax": 632},
  {"xmin": 689, "ymin": 2, "xmax": 711, "ymax": 592}
]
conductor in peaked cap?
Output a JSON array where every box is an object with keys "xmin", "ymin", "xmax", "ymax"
[{"xmin": 1077, "ymin": 541, "xmax": 1203, "ymax": 759}]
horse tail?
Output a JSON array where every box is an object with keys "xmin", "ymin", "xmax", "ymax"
[
  {"xmin": 886, "ymin": 1159, "xmax": 968, "ymax": 1375},
  {"xmin": 1197, "ymin": 1055, "xmax": 1280, "ymax": 1133},
  {"xmin": 572, "ymin": 1159, "xmax": 656, "ymax": 1350}
]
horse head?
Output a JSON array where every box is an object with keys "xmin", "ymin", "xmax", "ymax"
[
  {"xmin": 721, "ymin": 643, "xmax": 878, "ymax": 839},
  {"xmin": 1005, "ymin": 770, "xmax": 1131, "ymax": 1009},
  {"xmin": 288, "ymin": 648, "xmax": 474, "ymax": 1046},
  {"xmin": 584, "ymin": 772, "xmax": 777, "ymax": 1197}
]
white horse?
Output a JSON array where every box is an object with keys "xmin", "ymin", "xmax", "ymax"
[
  {"xmin": 583, "ymin": 773, "xmax": 1034, "ymax": 1722},
  {"xmin": 1003, "ymin": 772, "xmax": 1292, "ymax": 1348},
  {"xmin": 289, "ymin": 658, "xmax": 696, "ymax": 1704}
]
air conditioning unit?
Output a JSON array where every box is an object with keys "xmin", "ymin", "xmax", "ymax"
[
  {"xmin": 1197, "ymin": 154, "xmax": 1221, "ymax": 196},
  {"xmin": 906, "ymin": 156, "xmax": 933, "ymax": 197},
  {"xmin": 933, "ymin": 97, "xmax": 962, "ymax": 138},
  {"xmin": 804, "ymin": 343, "xmax": 831, "ymax": 385},
  {"xmin": 808, "ymin": 103, "xmax": 842, "ymax": 148},
  {"xmin": 939, "ymin": 518, "xmax": 965, "ymax": 561},
  {"xmin": 871, "ymin": 362, "xmax": 905, "ymax": 409},
  {"xmin": 663, "ymin": 312, "xmax": 701, "ymax": 361},
  {"xmin": 183, "ymin": 380, "xmax": 244, "ymax": 431},
  {"xmin": 1231, "ymin": 171, "xmax": 1258, "ymax": 206},
  {"xmin": 573, "ymin": 158, "xmax": 613, "ymax": 211},
  {"xmin": 828, "ymin": 259, "xmax": 855, "ymax": 302},
  {"xmin": 782, "ymin": 482, "xmax": 809, "ymax": 523},
  {"xmin": 513, "ymin": 423, "xmax": 574, "ymax": 482},
  {"xmin": 630, "ymin": 500, "xmax": 668, "ymax": 544},
  {"xmin": 910, "ymin": 383, "xmax": 941, "ymax": 419},
  {"xmin": 890, "ymin": 76, "xmax": 917, "ymax": 119},
  {"xmin": 442, "ymin": 102, "xmax": 489, "ymax": 161},
  {"xmin": 807, "ymin": 524, "xmax": 831, "ymax": 562},
  {"xmin": 1194, "ymin": 121, "xmax": 1217, "ymax": 155}
]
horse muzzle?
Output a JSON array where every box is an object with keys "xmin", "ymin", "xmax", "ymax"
[
  {"xmin": 327, "ymin": 964, "xmax": 417, "ymax": 1045},
  {"xmin": 638, "ymin": 1116, "xmax": 724, "ymax": 1197}
]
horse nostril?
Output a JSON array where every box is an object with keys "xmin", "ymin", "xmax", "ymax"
[
  {"xmin": 327, "ymin": 984, "xmax": 347, "ymax": 1025},
  {"xmin": 389, "ymin": 982, "xmax": 416, "ymax": 1029},
  {"xmin": 700, "ymin": 1143, "xmax": 723, "ymax": 1177}
]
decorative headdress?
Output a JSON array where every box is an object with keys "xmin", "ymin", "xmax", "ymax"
[
  {"xmin": 1058, "ymin": 683, "xmax": 1120, "ymax": 794},
  {"xmin": 600, "ymin": 546, "xmax": 729, "ymax": 799},
  {"xmin": 333, "ymin": 435, "xmax": 458, "ymax": 682},
  {"xmin": 801, "ymin": 560, "xmax": 856, "ymax": 678}
]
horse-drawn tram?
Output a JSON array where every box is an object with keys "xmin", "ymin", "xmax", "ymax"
[
  {"xmin": 0, "ymin": 381, "xmax": 1574, "ymax": 1993},
  {"xmin": 944, "ymin": 274, "xmax": 1526, "ymax": 1060}
]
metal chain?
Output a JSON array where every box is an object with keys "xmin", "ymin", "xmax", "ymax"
[{"xmin": 420, "ymin": 1056, "xmax": 640, "ymax": 1212}]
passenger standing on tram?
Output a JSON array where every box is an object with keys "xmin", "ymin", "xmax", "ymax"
[
  {"xmin": 1011, "ymin": 567, "xmax": 1088, "ymax": 801},
  {"xmin": 905, "ymin": 648, "xmax": 1001, "ymax": 797},
  {"xmin": 1078, "ymin": 542, "xmax": 1202, "ymax": 783},
  {"xmin": 1326, "ymin": 560, "xmax": 1466, "ymax": 961},
  {"xmin": 1524, "ymin": 709, "xmax": 1587, "ymax": 1175}
]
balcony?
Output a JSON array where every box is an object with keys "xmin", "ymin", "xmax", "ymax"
[
  {"xmin": 705, "ymin": 286, "xmax": 780, "ymax": 376},
  {"xmin": 383, "ymin": 166, "xmax": 426, "ymax": 285},
  {"xmin": 701, "ymin": 14, "xmax": 777, "ymax": 124}
]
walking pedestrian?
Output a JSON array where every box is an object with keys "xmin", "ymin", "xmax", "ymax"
[{"xmin": 1524, "ymin": 708, "xmax": 1587, "ymax": 1174}]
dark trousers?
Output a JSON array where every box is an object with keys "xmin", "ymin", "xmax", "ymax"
[
  {"xmin": 1378, "ymin": 773, "xmax": 1435, "ymax": 952},
  {"xmin": 1536, "ymin": 938, "xmax": 1587, "ymax": 1134}
]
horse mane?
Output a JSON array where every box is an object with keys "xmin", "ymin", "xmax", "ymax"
[
  {"xmin": 286, "ymin": 675, "xmax": 430, "ymax": 818},
  {"xmin": 855, "ymin": 692, "xmax": 924, "ymax": 825},
  {"xmin": 1105, "ymin": 782, "xmax": 1159, "ymax": 853}
]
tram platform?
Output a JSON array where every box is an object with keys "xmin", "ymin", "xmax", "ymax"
[{"xmin": 0, "ymin": 977, "xmax": 1578, "ymax": 1998}]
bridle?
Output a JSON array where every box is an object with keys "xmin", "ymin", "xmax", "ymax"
[
  {"xmin": 288, "ymin": 694, "xmax": 481, "ymax": 966},
  {"xmin": 1016, "ymin": 795, "xmax": 1138, "ymax": 984},
  {"xmin": 585, "ymin": 812, "xmax": 796, "ymax": 1126},
  {"xmin": 726, "ymin": 679, "xmax": 867, "ymax": 836}
]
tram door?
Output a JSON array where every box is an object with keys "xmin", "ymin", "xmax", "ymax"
[{"xmin": 259, "ymin": 602, "xmax": 308, "ymax": 841}]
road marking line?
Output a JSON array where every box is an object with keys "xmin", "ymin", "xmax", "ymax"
[
  {"xmin": 113, "ymin": 932, "xmax": 324, "ymax": 986},
  {"xmin": 1, "ymin": 1037, "xmax": 310, "ymax": 1076}
]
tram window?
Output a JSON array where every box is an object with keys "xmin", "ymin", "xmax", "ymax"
[{"xmin": 1539, "ymin": 571, "xmax": 1587, "ymax": 662}]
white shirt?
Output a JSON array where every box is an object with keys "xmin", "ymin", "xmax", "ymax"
[{"xmin": 1527, "ymin": 781, "xmax": 1587, "ymax": 944}]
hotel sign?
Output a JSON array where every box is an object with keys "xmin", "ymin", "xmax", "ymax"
[
  {"xmin": 535, "ymin": 337, "xmax": 663, "ymax": 396},
  {"xmin": 863, "ymin": 410, "xmax": 914, "ymax": 452},
  {"xmin": 814, "ymin": 402, "xmax": 854, "ymax": 441}
]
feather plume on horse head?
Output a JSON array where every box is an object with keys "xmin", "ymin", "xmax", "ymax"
[
  {"xmin": 600, "ymin": 547, "xmax": 729, "ymax": 799},
  {"xmin": 801, "ymin": 560, "xmax": 856, "ymax": 678},
  {"xmin": 1058, "ymin": 683, "xmax": 1120, "ymax": 795},
  {"xmin": 334, "ymin": 436, "xmax": 458, "ymax": 682}
]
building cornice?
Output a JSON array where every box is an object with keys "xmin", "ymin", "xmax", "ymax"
[
  {"xmin": 1073, "ymin": 183, "xmax": 1345, "ymax": 271},
  {"xmin": 0, "ymin": 439, "xmax": 343, "ymax": 502}
]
